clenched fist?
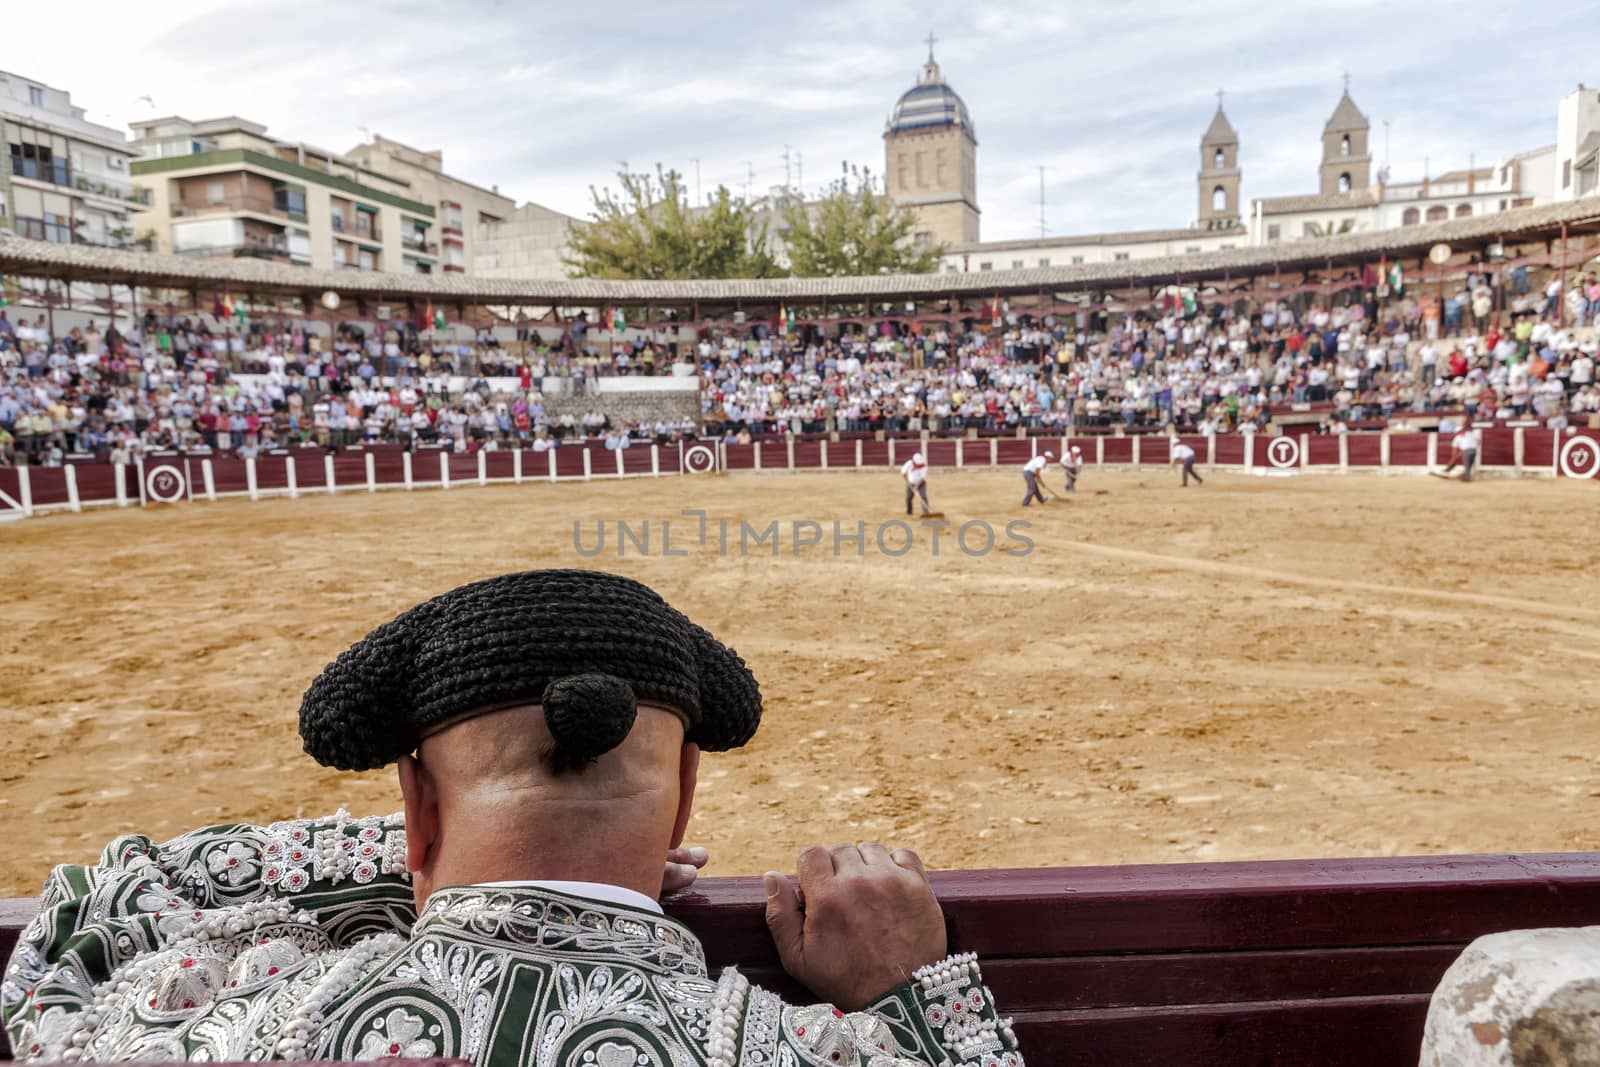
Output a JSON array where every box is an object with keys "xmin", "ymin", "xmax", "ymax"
[{"xmin": 763, "ymin": 842, "xmax": 948, "ymax": 1011}]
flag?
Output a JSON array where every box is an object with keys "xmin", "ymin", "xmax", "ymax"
[
  {"xmin": 991, "ymin": 296, "xmax": 1002, "ymax": 327},
  {"xmin": 0, "ymin": 276, "xmax": 7, "ymax": 309},
  {"xmin": 785, "ymin": 306, "xmax": 796, "ymax": 333},
  {"xmin": 1181, "ymin": 288, "xmax": 1197, "ymax": 316},
  {"xmin": 1388, "ymin": 261, "xmax": 1404, "ymax": 296},
  {"xmin": 433, "ymin": 305, "xmax": 447, "ymax": 330},
  {"xmin": 221, "ymin": 292, "xmax": 235, "ymax": 320},
  {"xmin": 611, "ymin": 307, "xmax": 627, "ymax": 333}
]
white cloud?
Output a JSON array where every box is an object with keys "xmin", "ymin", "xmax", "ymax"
[{"xmin": 4, "ymin": 0, "xmax": 1590, "ymax": 243}]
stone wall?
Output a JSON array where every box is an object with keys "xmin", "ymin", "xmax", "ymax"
[{"xmin": 543, "ymin": 389, "xmax": 699, "ymax": 426}]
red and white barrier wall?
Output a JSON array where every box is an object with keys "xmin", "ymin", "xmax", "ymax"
[{"xmin": 0, "ymin": 429, "xmax": 1595, "ymax": 521}]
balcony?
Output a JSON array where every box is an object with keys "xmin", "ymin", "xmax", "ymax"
[
  {"xmin": 173, "ymin": 195, "xmax": 283, "ymax": 218},
  {"xmin": 331, "ymin": 215, "xmax": 382, "ymax": 242},
  {"xmin": 173, "ymin": 241, "xmax": 293, "ymax": 263},
  {"xmin": 400, "ymin": 233, "xmax": 437, "ymax": 255},
  {"xmin": 74, "ymin": 177, "xmax": 151, "ymax": 206}
]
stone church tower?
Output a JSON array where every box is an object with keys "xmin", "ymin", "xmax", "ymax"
[
  {"xmin": 883, "ymin": 45, "xmax": 980, "ymax": 248},
  {"xmin": 1197, "ymin": 98, "xmax": 1241, "ymax": 228},
  {"xmin": 1320, "ymin": 86, "xmax": 1372, "ymax": 195}
]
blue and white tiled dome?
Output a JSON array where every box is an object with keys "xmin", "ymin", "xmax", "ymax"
[{"xmin": 886, "ymin": 57, "xmax": 975, "ymax": 141}]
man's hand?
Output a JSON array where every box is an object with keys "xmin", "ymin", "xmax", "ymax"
[
  {"xmin": 662, "ymin": 845, "xmax": 709, "ymax": 894},
  {"xmin": 763, "ymin": 843, "xmax": 947, "ymax": 1011}
]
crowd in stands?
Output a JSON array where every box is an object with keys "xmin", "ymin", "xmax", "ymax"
[
  {"xmin": 700, "ymin": 267, "xmax": 1599, "ymax": 438},
  {"xmin": 0, "ymin": 263, "xmax": 1596, "ymax": 467}
]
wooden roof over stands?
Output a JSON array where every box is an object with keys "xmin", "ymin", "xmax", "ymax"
[{"xmin": 2, "ymin": 197, "xmax": 1599, "ymax": 309}]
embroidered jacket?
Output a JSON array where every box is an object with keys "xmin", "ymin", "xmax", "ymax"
[{"xmin": 3, "ymin": 811, "xmax": 1025, "ymax": 1067}]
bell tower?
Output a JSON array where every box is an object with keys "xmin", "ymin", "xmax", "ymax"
[
  {"xmin": 1198, "ymin": 90, "xmax": 1241, "ymax": 228},
  {"xmin": 1320, "ymin": 76, "xmax": 1372, "ymax": 195}
]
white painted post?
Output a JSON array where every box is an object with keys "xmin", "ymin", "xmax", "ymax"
[
  {"xmin": 321, "ymin": 453, "xmax": 334, "ymax": 495},
  {"xmin": 548, "ymin": 449, "xmax": 558, "ymax": 483},
  {"xmin": 201, "ymin": 459, "xmax": 216, "ymax": 501},
  {"xmin": 989, "ymin": 439, "xmax": 997, "ymax": 467},
  {"xmin": 754, "ymin": 442, "xmax": 762, "ymax": 471},
  {"xmin": 888, "ymin": 438, "xmax": 897, "ymax": 465},
  {"xmin": 1427, "ymin": 433, "xmax": 1439, "ymax": 468},
  {"xmin": 365, "ymin": 451, "xmax": 376, "ymax": 492},
  {"xmin": 478, "ymin": 449, "xmax": 488, "ymax": 486},
  {"xmin": 1095, "ymin": 436, "xmax": 1105, "ymax": 467},
  {"xmin": 286, "ymin": 456, "xmax": 299, "ymax": 499},
  {"xmin": 1240, "ymin": 436, "xmax": 1250, "ymax": 473},
  {"xmin": 64, "ymin": 464, "xmax": 81, "ymax": 512},
  {"xmin": 1514, "ymin": 427, "xmax": 1525, "ymax": 474},
  {"xmin": 1380, "ymin": 432, "xmax": 1391, "ymax": 469},
  {"xmin": 439, "ymin": 451, "xmax": 451, "ymax": 490},
  {"xmin": 717, "ymin": 441, "xmax": 726, "ymax": 473},
  {"xmin": 786, "ymin": 438, "xmax": 795, "ymax": 470},
  {"xmin": 582, "ymin": 448, "xmax": 592, "ymax": 482},
  {"xmin": 819, "ymin": 441, "xmax": 828, "ymax": 470},
  {"xmin": 513, "ymin": 449, "xmax": 524, "ymax": 484},
  {"xmin": 245, "ymin": 458, "xmax": 258, "ymax": 501},
  {"xmin": 614, "ymin": 447, "xmax": 625, "ymax": 479},
  {"xmin": 650, "ymin": 445, "xmax": 660, "ymax": 477},
  {"xmin": 1338, "ymin": 434, "xmax": 1349, "ymax": 470},
  {"xmin": 1132, "ymin": 435, "xmax": 1142, "ymax": 466},
  {"xmin": 403, "ymin": 451, "xmax": 414, "ymax": 490},
  {"xmin": 17, "ymin": 466, "xmax": 31, "ymax": 516},
  {"xmin": 955, "ymin": 440, "xmax": 963, "ymax": 468},
  {"xmin": 854, "ymin": 439, "xmax": 862, "ymax": 469},
  {"xmin": 1299, "ymin": 433, "xmax": 1310, "ymax": 471},
  {"xmin": 115, "ymin": 462, "xmax": 129, "ymax": 507},
  {"xmin": 1206, "ymin": 435, "xmax": 1217, "ymax": 466}
]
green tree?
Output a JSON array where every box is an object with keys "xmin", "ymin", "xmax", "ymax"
[
  {"xmin": 563, "ymin": 165, "xmax": 780, "ymax": 280},
  {"xmin": 781, "ymin": 170, "xmax": 944, "ymax": 277}
]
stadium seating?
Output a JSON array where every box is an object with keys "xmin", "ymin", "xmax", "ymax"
[{"xmin": 6, "ymin": 852, "xmax": 1600, "ymax": 1065}]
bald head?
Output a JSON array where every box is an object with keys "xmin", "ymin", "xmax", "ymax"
[{"xmin": 398, "ymin": 704, "xmax": 701, "ymax": 908}]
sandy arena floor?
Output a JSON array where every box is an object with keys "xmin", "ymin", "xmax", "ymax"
[{"xmin": 1, "ymin": 467, "xmax": 1597, "ymax": 897}]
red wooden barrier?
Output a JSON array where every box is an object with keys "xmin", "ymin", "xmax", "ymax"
[
  {"xmin": 960, "ymin": 439, "xmax": 990, "ymax": 467},
  {"xmin": 859, "ymin": 439, "xmax": 892, "ymax": 467},
  {"xmin": 1142, "ymin": 436, "xmax": 1173, "ymax": 465},
  {"xmin": 792, "ymin": 441, "xmax": 823, "ymax": 470},
  {"xmin": 824, "ymin": 440, "xmax": 856, "ymax": 468},
  {"xmin": 1388, "ymin": 434, "xmax": 1429, "ymax": 467},
  {"xmin": 924, "ymin": 440, "xmax": 958, "ymax": 467},
  {"xmin": 1347, "ymin": 435, "xmax": 1383, "ymax": 467},
  {"xmin": 1102, "ymin": 438, "xmax": 1133, "ymax": 464},
  {"xmin": 994, "ymin": 439, "xmax": 1035, "ymax": 465},
  {"xmin": 722, "ymin": 443, "xmax": 755, "ymax": 471},
  {"xmin": 1212, "ymin": 436, "xmax": 1246, "ymax": 465},
  {"xmin": 7, "ymin": 854, "xmax": 1600, "ymax": 1065}
]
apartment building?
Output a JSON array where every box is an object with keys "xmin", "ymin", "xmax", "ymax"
[
  {"xmin": 344, "ymin": 134, "xmax": 516, "ymax": 273},
  {"xmin": 129, "ymin": 116, "xmax": 439, "ymax": 273},
  {"xmin": 0, "ymin": 69, "xmax": 144, "ymax": 248}
]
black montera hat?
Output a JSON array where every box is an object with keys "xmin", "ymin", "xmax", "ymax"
[{"xmin": 298, "ymin": 569, "xmax": 762, "ymax": 771}]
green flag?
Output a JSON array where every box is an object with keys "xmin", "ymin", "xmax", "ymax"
[
  {"xmin": 611, "ymin": 307, "xmax": 627, "ymax": 332},
  {"xmin": 1181, "ymin": 289, "xmax": 1197, "ymax": 316},
  {"xmin": 433, "ymin": 307, "xmax": 447, "ymax": 330},
  {"xmin": 1388, "ymin": 262, "xmax": 1404, "ymax": 296}
]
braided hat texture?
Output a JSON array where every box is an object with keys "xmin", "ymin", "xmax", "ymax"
[{"xmin": 299, "ymin": 569, "xmax": 762, "ymax": 771}]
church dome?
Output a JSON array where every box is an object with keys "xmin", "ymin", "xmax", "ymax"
[{"xmin": 886, "ymin": 56, "xmax": 975, "ymax": 141}]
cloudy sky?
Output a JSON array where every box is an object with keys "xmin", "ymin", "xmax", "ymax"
[{"xmin": 11, "ymin": 0, "xmax": 1593, "ymax": 242}]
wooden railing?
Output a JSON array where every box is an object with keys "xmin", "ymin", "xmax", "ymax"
[{"xmin": 6, "ymin": 854, "xmax": 1600, "ymax": 1064}]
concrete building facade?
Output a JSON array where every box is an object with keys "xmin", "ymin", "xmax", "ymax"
[
  {"xmin": 344, "ymin": 134, "xmax": 516, "ymax": 273},
  {"xmin": 129, "ymin": 117, "xmax": 438, "ymax": 273},
  {"xmin": 0, "ymin": 70, "xmax": 143, "ymax": 249}
]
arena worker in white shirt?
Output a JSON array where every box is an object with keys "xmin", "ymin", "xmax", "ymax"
[
  {"xmin": 1021, "ymin": 451, "xmax": 1053, "ymax": 506},
  {"xmin": 901, "ymin": 452, "xmax": 931, "ymax": 516}
]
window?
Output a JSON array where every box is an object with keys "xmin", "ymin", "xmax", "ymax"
[
  {"xmin": 28, "ymin": 86, "xmax": 44, "ymax": 107},
  {"xmin": 1455, "ymin": 204, "xmax": 1472, "ymax": 217},
  {"xmin": 1038, "ymin": 258, "xmax": 1050, "ymax": 267},
  {"xmin": 1213, "ymin": 148, "xmax": 1224, "ymax": 168},
  {"xmin": 205, "ymin": 181, "xmax": 225, "ymax": 204},
  {"xmin": 108, "ymin": 156, "xmax": 124, "ymax": 171},
  {"xmin": 912, "ymin": 230, "xmax": 933, "ymax": 250},
  {"xmin": 1267, "ymin": 224, "xmax": 1281, "ymax": 241},
  {"xmin": 979, "ymin": 262, "xmax": 993, "ymax": 271},
  {"xmin": 1563, "ymin": 160, "xmax": 1572, "ymax": 189},
  {"xmin": 1402, "ymin": 207, "xmax": 1420, "ymax": 226},
  {"xmin": 1113, "ymin": 252, "xmax": 1130, "ymax": 261},
  {"xmin": 1186, "ymin": 246, "xmax": 1201, "ymax": 254},
  {"xmin": 1340, "ymin": 135, "xmax": 1351, "ymax": 157},
  {"xmin": 1425, "ymin": 205, "xmax": 1448, "ymax": 222},
  {"xmin": 1338, "ymin": 173, "xmax": 1352, "ymax": 193},
  {"xmin": 1212, "ymin": 186, "xmax": 1227, "ymax": 211},
  {"xmin": 273, "ymin": 185, "xmax": 307, "ymax": 217},
  {"xmin": 1011, "ymin": 259, "xmax": 1024, "ymax": 269},
  {"xmin": 1071, "ymin": 255, "xmax": 1085, "ymax": 265}
]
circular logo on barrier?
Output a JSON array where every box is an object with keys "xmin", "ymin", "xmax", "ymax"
[
  {"xmin": 683, "ymin": 444, "xmax": 717, "ymax": 475},
  {"xmin": 1559, "ymin": 436, "xmax": 1600, "ymax": 480},
  {"xmin": 145, "ymin": 464, "xmax": 187, "ymax": 504},
  {"xmin": 1267, "ymin": 437, "xmax": 1300, "ymax": 469}
]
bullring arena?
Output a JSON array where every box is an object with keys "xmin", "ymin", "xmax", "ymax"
[
  {"xmin": 3, "ymin": 447, "xmax": 1599, "ymax": 899},
  {"xmin": 6, "ymin": 207, "xmax": 1600, "ymax": 1063}
]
